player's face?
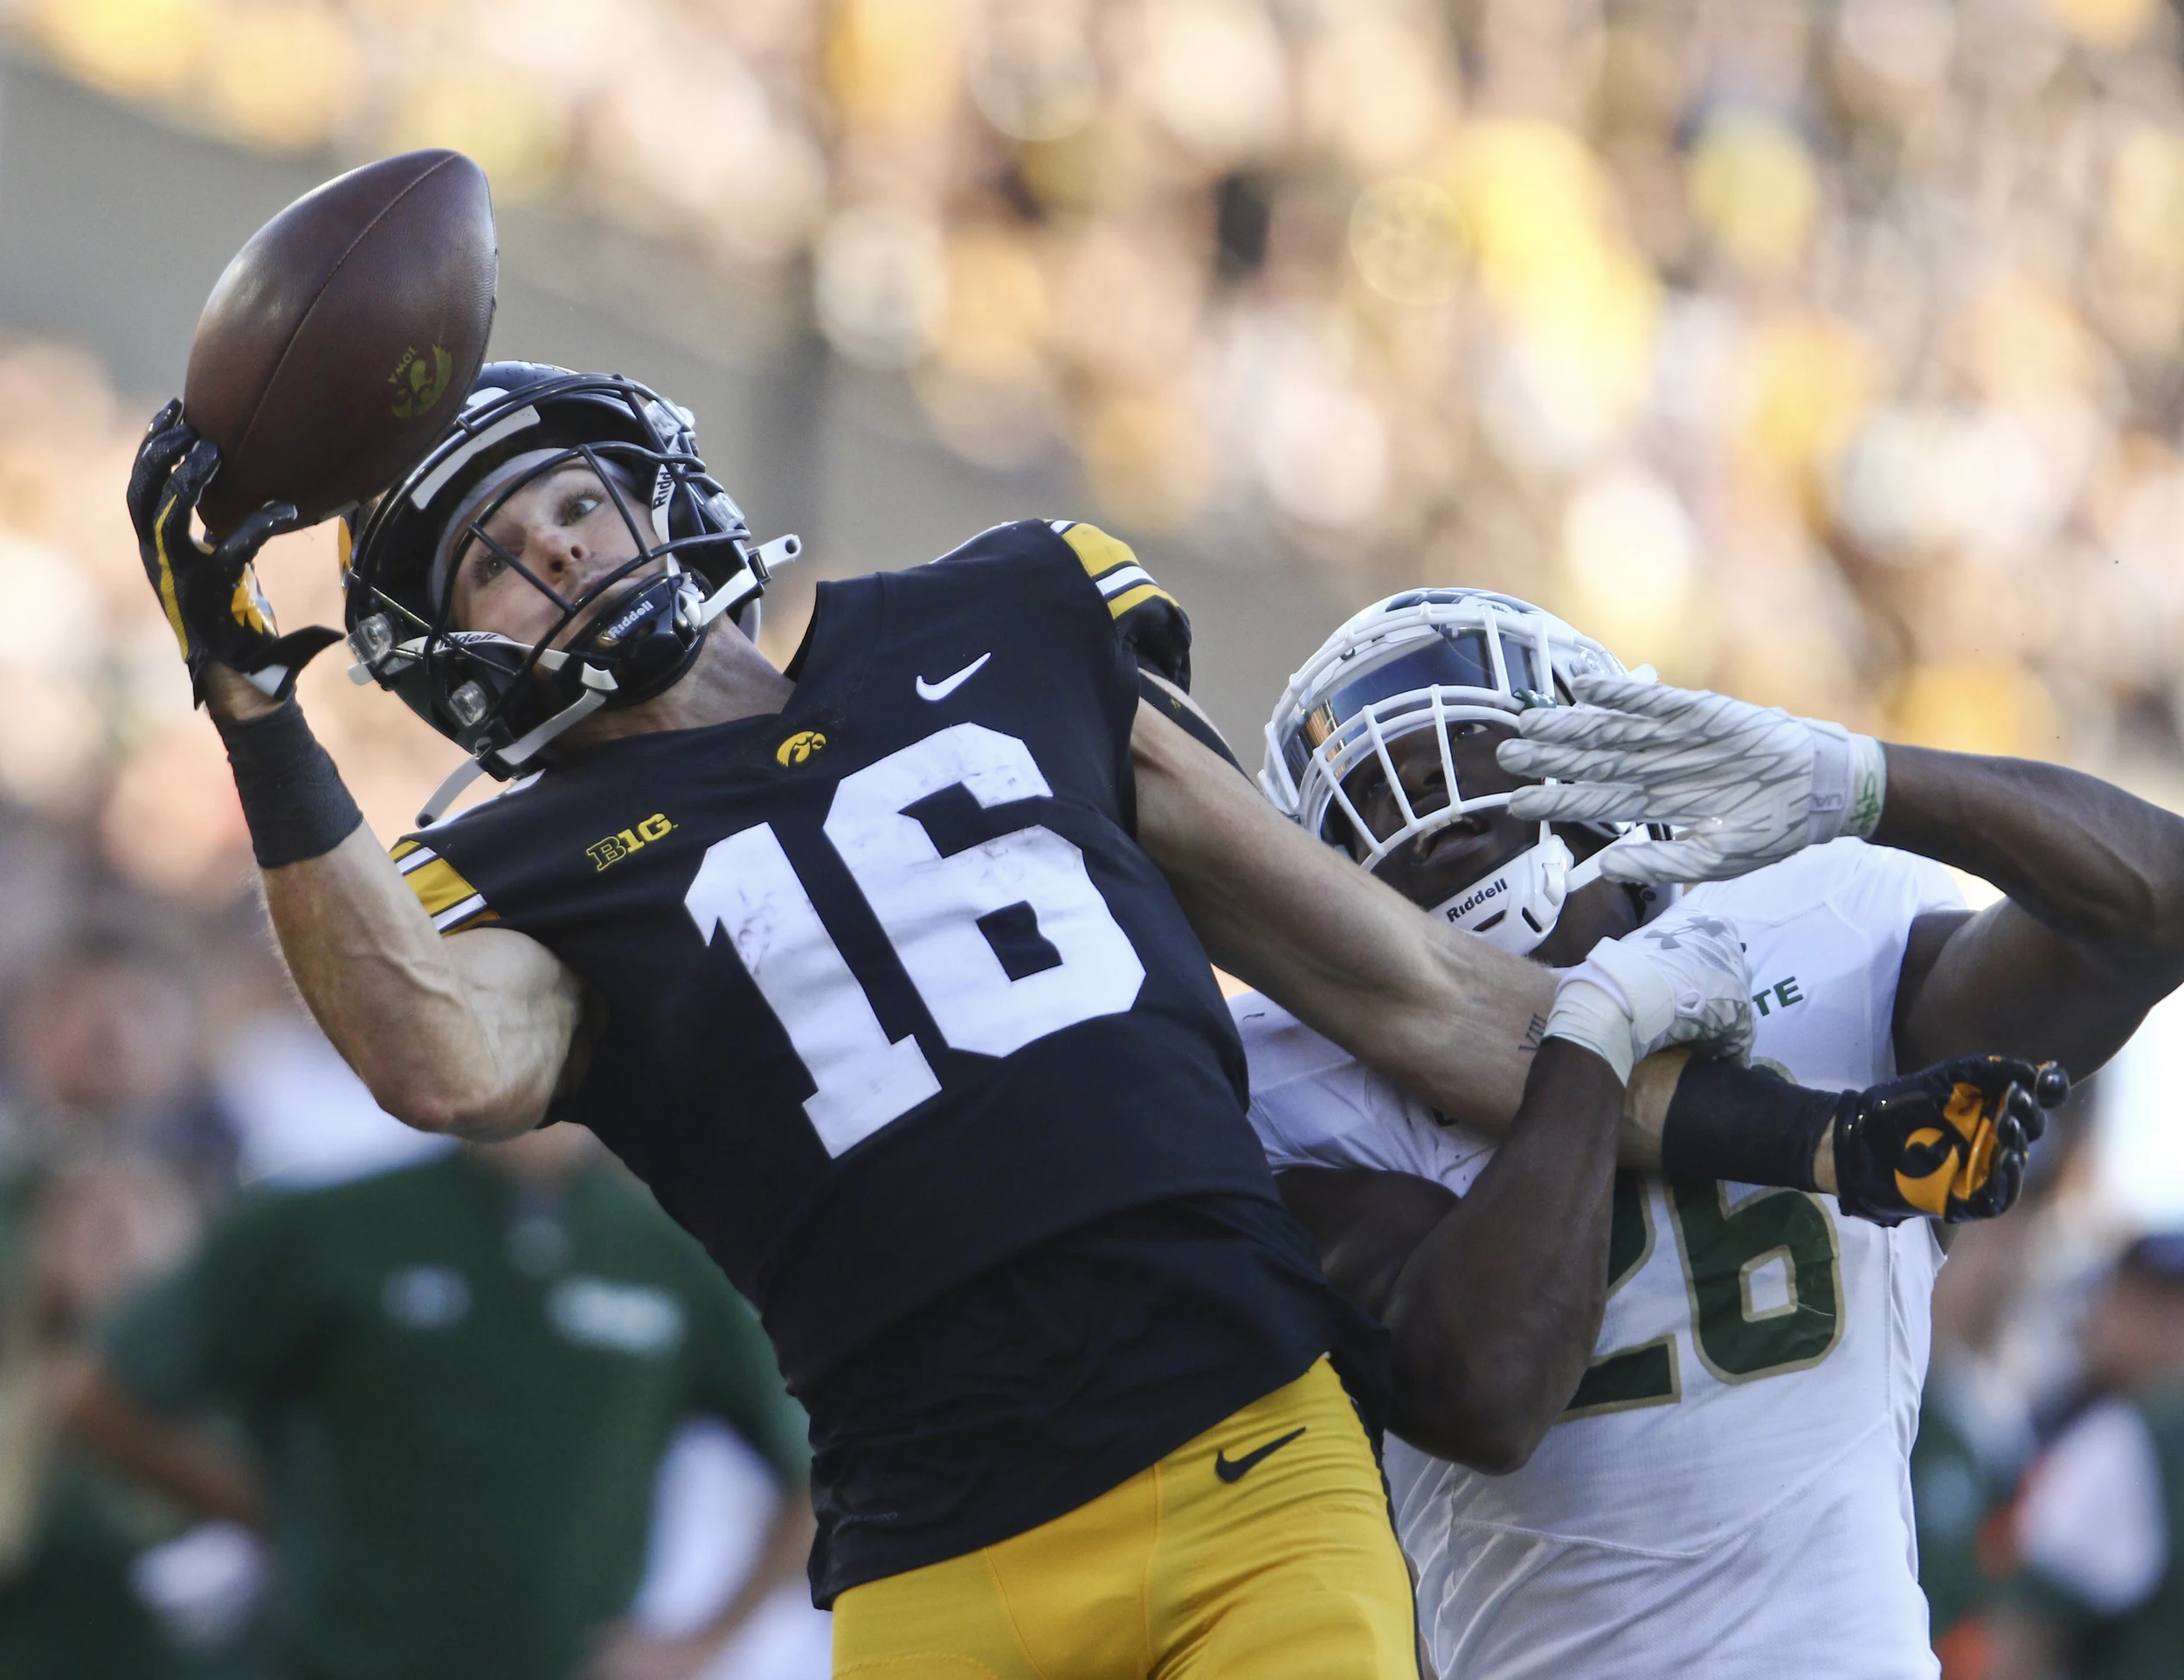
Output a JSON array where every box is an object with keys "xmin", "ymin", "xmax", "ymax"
[
  {"xmin": 1341, "ymin": 719, "xmax": 1531, "ymax": 904},
  {"xmin": 1341, "ymin": 719, "xmax": 1637, "ymax": 963},
  {"xmin": 449, "ymin": 464, "xmax": 655, "ymax": 645}
]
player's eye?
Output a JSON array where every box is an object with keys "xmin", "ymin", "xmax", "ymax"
[{"xmin": 563, "ymin": 494, "xmax": 602, "ymax": 524}]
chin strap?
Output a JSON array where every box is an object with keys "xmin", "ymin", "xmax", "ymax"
[
  {"xmin": 416, "ymin": 666, "xmax": 619, "ymax": 827},
  {"xmin": 693, "ymin": 536, "xmax": 800, "ymax": 627},
  {"xmin": 408, "ymin": 536, "xmax": 801, "ymax": 826},
  {"xmin": 1429, "ymin": 834, "xmax": 1573, "ymax": 956},
  {"xmin": 1427, "ymin": 826, "xmax": 1686, "ymax": 958}
]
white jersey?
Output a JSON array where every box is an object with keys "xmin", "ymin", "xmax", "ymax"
[{"xmin": 1238, "ymin": 840, "xmax": 1965, "ymax": 1680}]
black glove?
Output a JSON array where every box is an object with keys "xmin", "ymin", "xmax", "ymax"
[
  {"xmin": 1832, "ymin": 1055, "xmax": 2068, "ymax": 1225},
  {"xmin": 127, "ymin": 400, "xmax": 339, "ymax": 703}
]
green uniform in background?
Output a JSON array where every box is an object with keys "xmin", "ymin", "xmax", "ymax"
[
  {"xmin": 105, "ymin": 1151, "xmax": 810, "ymax": 1680},
  {"xmin": 1911, "ymin": 1391, "xmax": 1989, "ymax": 1642},
  {"xmin": 2008, "ymin": 1385, "xmax": 2184, "ymax": 1680},
  {"xmin": 0, "ymin": 1168, "xmax": 190, "ymax": 1680},
  {"xmin": 1911, "ymin": 1365, "xmax": 2027, "ymax": 1649}
]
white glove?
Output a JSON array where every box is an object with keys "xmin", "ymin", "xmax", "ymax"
[
  {"xmin": 1496, "ymin": 673, "xmax": 1887, "ymax": 886},
  {"xmin": 1545, "ymin": 909, "xmax": 1754, "ymax": 1084}
]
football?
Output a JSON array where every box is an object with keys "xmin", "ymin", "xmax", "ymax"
[{"xmin": 183, "ymin": 149, "xmax": 496, "ymax": 536}]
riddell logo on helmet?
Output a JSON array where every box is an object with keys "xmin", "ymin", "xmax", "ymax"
[
  {"xmin": 389, "ymin": 344, "xmax": 454, "ymax": 418},
  {"xmin": 595, "ymin": 599, "xmax": 657, "ymax": 648},
  {"xmin": 1443, "ymin": 877, "xmax": 1508, "ymax": 923}
]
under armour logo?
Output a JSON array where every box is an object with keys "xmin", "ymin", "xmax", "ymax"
[{"xmin": 1642, "ymin": 914, "xmax": 1729, "ymax": 950}]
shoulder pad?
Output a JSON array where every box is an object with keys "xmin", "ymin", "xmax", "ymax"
[{"xmin": 1049, "ymin": 521, "xmax": 1192, "ymax": 689}]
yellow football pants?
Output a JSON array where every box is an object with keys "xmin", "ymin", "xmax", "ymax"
[{"xmin": 831, "ymin": 1357, "xmax": 1420, "ymax": 1679}]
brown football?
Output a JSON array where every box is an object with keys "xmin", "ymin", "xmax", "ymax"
[{"xmin": 183, "ymin": 149, "xmax": 496, "ymax": 536}]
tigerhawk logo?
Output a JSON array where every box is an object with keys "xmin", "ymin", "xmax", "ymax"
[
  {"xmin": 389, "ymin": 344, "xmax": 454, "ymax": 418},
  {"xmin": 587, "ymin": 813, "xmax": 674, "ymax": 871},
  {"xmin": 777, "ymin": 730, "xmax": 826, "ymax": 766}
]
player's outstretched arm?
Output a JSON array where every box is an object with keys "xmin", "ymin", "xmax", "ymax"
[
  {"xmin": 1271, "ymin": 916, "xmax": 1752, "ymax": 1469},
  {"xmin": 1876, "ymin": 745, "xmax": 2184, "ymax": 1075},
  {"xmin": 1279, "ymin": 1040, "xmax": 1621, "ymax": 1471},
  {"xmin": 1490, "ymin": 668, "xmax": 2184, "ymax": 1075},
  {"xmin": 1131, "ymin": 697, "xmax": 1551, "ymax": 1130},
  {"xmin": 128, "ymin": 410, "xmax": 579, "ymax": 1141},
  {"xmin": 1137, "ymin": 699, "xmax": 1838, "ymax": 1192},
  {"xmin": 212, "ymin": 668, "xmax": 581, "ymax": 1140}
]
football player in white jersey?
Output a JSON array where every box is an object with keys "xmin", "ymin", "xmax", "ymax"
[{"xmin": 1237, "ymin": 589, "xmax": 2153, "ymax": 1679}]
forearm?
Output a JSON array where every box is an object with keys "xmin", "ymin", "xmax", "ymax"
[
  {"xmin": 1382, "ymin": 1040, "xmax": 1623, "ymax": 1470},
  {"xmin": 261, "ymin": 830, "xmax": 572, "ymax": 1137},
  {"xmin": 1132, "ymin": 701, "xmax": 1541, "ymax": 1127},
  {"xmin": 1652, "ymin": 1055, "xmax": 1839, "ymax": 1194},
  {"xmin": 1128, "ymin": 707, "xmax": 1826, "ymax": 1175},
  {"xmin": 1874, "ymin": 744, "xmax": 2184, "ymax": 952},
  {"xmin": 207, "ymin": 670, "xmax": 575, "ymax": 1138}
]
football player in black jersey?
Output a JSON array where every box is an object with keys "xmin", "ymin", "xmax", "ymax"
[{"xmin": 125, "ymin": 366, "xmax": 2035, "ymax": 1678}]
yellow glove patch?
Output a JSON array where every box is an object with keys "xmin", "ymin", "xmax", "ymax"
[
  {"xmin": 230, "ymin": 566, "xmax": 276, "ymax": 636},
  {"xmin": 1893, "ymin": 1082, "xmax": 2000, "ymax": 1217}
]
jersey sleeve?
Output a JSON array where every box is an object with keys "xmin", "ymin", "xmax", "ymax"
[
  {"xmin": 390, "ymin": 835, "xmax": 499, "ymax": 936},
  {"xmin": 1048, "ymin": 521, "xmax": 1193, "ymax": 692},
  {"xmin": 1229, "ymin": 993, "xmax": 1492, "ymax": 1189}
]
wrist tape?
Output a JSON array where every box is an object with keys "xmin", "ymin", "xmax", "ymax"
[
  {"xmin": 1661, "ymin": 1057, "xmax": 1840, "ymax": 1192},
  {"xmin": 214, "ymin": 702, "xmax": 364, "ymax": 868},
  {"xmin": 1545, "ymin": 974, "xmax": 1638, "ymax": 1086},
  {"xmin": 1806, "ymin": 722, "xmax": 1888, "ymax": 845}
]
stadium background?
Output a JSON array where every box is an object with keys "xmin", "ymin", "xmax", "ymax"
[{"xmin": 2, "ymin": 0, "xmax": 2183, "ymax": 1673}]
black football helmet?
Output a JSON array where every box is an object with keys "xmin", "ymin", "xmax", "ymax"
[{"xmin": 342, "ymin": 363, "xmax": 798, "ymax": 823}]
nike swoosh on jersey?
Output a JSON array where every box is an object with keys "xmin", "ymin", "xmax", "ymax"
[
  {"xmin": 1213, "ymin": 1426, "xmax": 1307, "ymax": 1483},
  {"xmin": 916, "ymin": 652, "xmax": 992, "ymax": 702}
]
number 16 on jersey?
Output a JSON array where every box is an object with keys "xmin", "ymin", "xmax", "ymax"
[{"xmin": 683, "ymin": 724, "xmax": 1147, "ymax": 1157}]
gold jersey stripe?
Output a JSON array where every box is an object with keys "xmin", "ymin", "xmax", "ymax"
[
  {"xmin": 1058, "ymin": 523, "xmax": 1172, "ymax": 620},
  {"xmin": 390, "ymin": 839, "xmax": 423, "ymax": 864},
  {"xmin": 404, "ymin": 855, "xmax": 487, "ymax": 920},
  {"xmin": 1102, "ymin": 581, "xmax": 1178, "ymax": 620},
  {"xmin": 1059, "ymin": 523, "xmax": 1137, "ymax": 583}
]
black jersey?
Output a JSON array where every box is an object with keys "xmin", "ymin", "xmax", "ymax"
[{"xmin": 394, "ymin": 521, "xmax": 1289, "ymax": 1392}]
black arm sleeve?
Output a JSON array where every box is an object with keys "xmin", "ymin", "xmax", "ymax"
[{"xmin": 1659, "ymin": 1058, "xmax": 1840, "ymax": 1193}]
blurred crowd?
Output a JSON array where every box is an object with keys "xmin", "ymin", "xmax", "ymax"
[
  {"xmin": 9, "ymin": 0, "xmax": 2184, "ymax": 1675},
  {"xmin": 13, "ymin": 0, "xmax": 2184, "ymax": 786}
]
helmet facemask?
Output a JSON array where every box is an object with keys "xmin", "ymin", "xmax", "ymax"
[
  {"xmin": 344, "ymin": 368, "xmax": 799, "ymax": 824},
  {"xmin": 1263, "ymin": 590, "xmax": 1667, "ymax": 956},
  {"xmin": 427, "ymin": 442, "xmax": 712, "ymax": 722}
]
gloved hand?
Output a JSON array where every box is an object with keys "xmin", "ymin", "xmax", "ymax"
[
  {"xmin": 1496, "ymin": 673, "xmax": 1889, "ymax": 885},
  {"xmin": 127, "ymin": 400, "xmax": 339, "ymax": 704},
  {"xmin": 1545, "ymin": 909, "xmax": 1754, "ymax": 1084},
  {"xmin": 1832, "ymin": 1055, "xmax": 2066, "ymax": 1225}
]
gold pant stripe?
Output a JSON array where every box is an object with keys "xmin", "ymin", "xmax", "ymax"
[{"xmin": 832, "ymin": 1357, "xmax": 1419, "ymax": 1680}]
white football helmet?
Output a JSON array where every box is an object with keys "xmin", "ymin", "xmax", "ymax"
[{"xmin": 1262, "ymin": 588, "xmax": 1669, "ymax": 955}]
